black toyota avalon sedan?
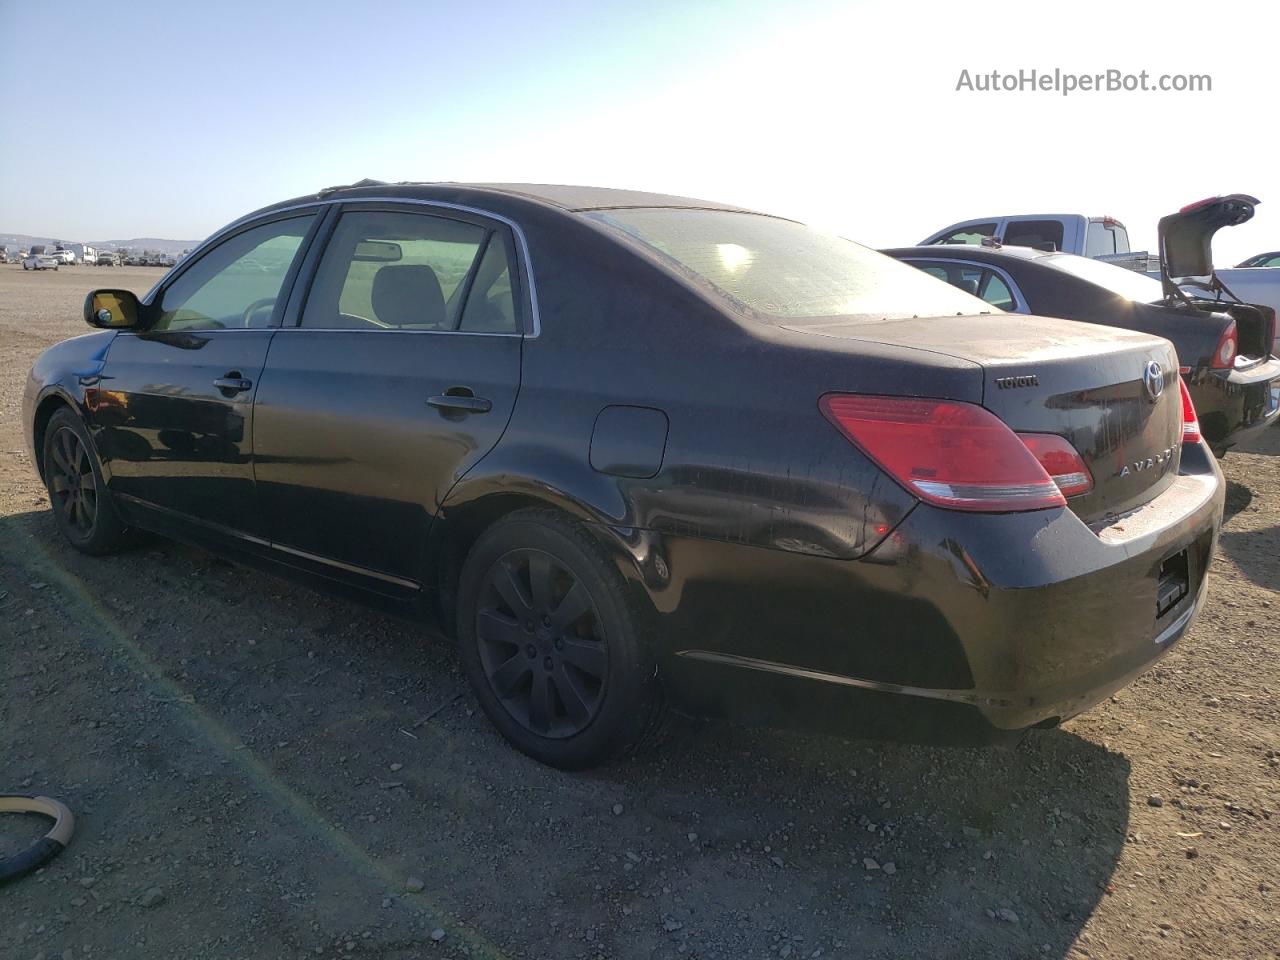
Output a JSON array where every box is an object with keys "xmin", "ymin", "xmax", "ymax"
[{"xmin": 24, "ymin": 181, "xmax": 1223, "ymax": 768}]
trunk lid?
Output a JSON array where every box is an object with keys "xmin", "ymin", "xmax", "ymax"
[
  {"xmin": 783, "ymin": 314, "xmax": 1184, "ymax": 522},
  {"xmin": 1159, "ymin": 193, "xmax": 1259, "ymax": 294}
]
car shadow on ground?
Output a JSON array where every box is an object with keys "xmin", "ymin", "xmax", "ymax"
[
  {"xmin": 1218, "ymin": 476, "xmax": 1279, "ymax": 590},
  {"xmin": 1, "ymin": 508, "xmax": 1131, "ymax": 959},
  {"xmin": 1223, "ymin": 478, "xmax": 1253, "ymax": 522}
]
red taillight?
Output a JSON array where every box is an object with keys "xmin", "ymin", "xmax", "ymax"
[
  {"xmin": 820, "ymin": 394, "xmax": 1066, "ymax": 512},
  {"xmin": 1179, "ymin": 196, "xmax": 1220, "ymax": 214},
  {"xmin": 1017, "ymin": 433, "xmax": 1094, "ymax": 497},
  {"xmin": 1179, "ymin": 377, "xmax": 1201, "ymax": 445},
  {"xmin": 1211, "ymin": 320, "xmax": 1237, "ymax": 369}
]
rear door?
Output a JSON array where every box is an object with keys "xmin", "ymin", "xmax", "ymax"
[
  {"xmin": 252, "ymin": 202, "xmax": 525, "ymax": 594},
  {"xmin": 95, "ymin": 210, "xmax": 320, "ymax": 538}
]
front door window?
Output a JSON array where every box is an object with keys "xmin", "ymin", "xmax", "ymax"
[{"xmin": 152, "ymin": 215, "xmax": 316, "ymax": 331}]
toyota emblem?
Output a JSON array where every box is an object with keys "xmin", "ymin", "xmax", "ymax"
[{"xmin": 1143, "ymin": 360, "xmax": 1165, "ymax": 402}]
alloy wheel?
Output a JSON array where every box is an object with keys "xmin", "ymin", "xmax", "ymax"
[
  {"xmin": 48, "ymin": 427, "xmax": 97, "ymax": 537},
  {"xmin": 475, "ymin": 548, "xmax": 609, "ymax": 738}
]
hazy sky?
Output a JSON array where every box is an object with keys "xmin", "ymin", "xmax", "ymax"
[{"xmin": 2, "ymin": 0, "xmax": 1277, "ymax": 261}]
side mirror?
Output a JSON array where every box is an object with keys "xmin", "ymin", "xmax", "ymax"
[{"xmin": 84, "ymin": 289, "xmax": 142, "ymax": 329}]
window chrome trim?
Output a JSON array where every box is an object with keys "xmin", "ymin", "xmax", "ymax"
[
  {"xmin": 901, "ymin": 256, "xmax": 1031, "ymax": 313},
  {"xmin": 144, "ymin": 197, "xmax": 542, "ymax": 338}
]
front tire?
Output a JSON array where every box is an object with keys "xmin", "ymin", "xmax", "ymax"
[
  {"xmin": 42, "ymin": 408, "xmax": 132, "ymax": 555},
  {"xmin": 456, "ymin": 510, "xmax": 667, "ymax": 769}
]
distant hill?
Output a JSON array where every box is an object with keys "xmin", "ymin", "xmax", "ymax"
[{"xmin": 0, "ymin": 232, "xmax": 198, "ymax": 255}]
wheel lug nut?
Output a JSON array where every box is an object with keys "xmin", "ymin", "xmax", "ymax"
[
  {"xmin": 543, "ymin": 656, "xmax": 553, "ymax": 670},
  {"xmin": 526, "ymin": 644, "xmax": 537, "ymax": 658},
  {"xmin": 542, "ymin": 616, "xmax": 551, "ymax": 627},
  {"xmin": 554, "ymin": 638, "xmax": 563, "ymax": 651},
  {"xmin": 524, "ymin": 621, "xmax": 534, "ymax": 632}
]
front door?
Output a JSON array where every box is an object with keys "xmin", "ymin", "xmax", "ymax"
[
  {"xmin": 252, "ymin": 203, "xmax": 525, "ymax": 592},
  {"xmin": 94, "ymin": 211, "xmax": 319, "ymax": 538}
]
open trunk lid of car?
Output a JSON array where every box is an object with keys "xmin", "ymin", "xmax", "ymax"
[
  {"xmin": 1158, "ymin": 195, "xmax": 1276, "ymax": 360},
  {"xmin": 1159, "ymin": 194, "xmax": 1258, "ymax": 293},
  {"xmin": 785, "ymin": 314, "xmax": 1184, "ymax": 524}
]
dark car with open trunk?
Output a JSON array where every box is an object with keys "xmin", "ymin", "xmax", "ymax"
[
  {"xmin": 887, "ymin": 195, "xmax": 1280, "ymax": 457},
  {"xmin": 24, "ymin": 182, "xmax": 1223, "ymax": 768}
]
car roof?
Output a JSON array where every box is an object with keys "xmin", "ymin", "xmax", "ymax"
[
  {"xmin": 882, "ymin": 244, "xmax": 1054, "ymax": 263},
  {"xmin": 293, "ymin": 180, "xmax": 762, "ymax": 214}
]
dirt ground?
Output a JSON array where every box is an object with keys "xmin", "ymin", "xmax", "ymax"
[{"xmin": 1, "ymin": 264, "xmax": 1277, "ymax": 960}]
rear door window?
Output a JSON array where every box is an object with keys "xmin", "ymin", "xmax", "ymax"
[
  {"xmin": 302, "ymin": 209, "xmax": 513, "ymax": 331},
  {"xmin": 1003, "ymin": 219, "xmax": 1065, "ymax": 251},
  {"xmin": 902, "ymin": 259, "xmax": 1018, "ymax": 311},
  {"xmin": 978, "ymin": 272, "xmax": 1016, "ymax": 311}
]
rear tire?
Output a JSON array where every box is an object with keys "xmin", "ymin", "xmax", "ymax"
[
  {"xmin": 456, "ymin": 509, "xmax": 667, "ymax": 769},
  {"xmin": 42, "ymin": 408, "xmax": 133, "ymax": 555}
]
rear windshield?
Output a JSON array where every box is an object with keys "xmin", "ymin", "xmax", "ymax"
[
  {"xmin": 1039, "ymin": 252, "xmax": 1165, "ymax": 303},
  {"xmin": 583, "ymin": 208, "xmax": 990, "ymax": 322}
]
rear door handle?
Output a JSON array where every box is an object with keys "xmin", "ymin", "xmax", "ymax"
[
  {"xmin": 214, "ymin": 374, "xmax": 253, "ymax": 394},
  {"xmin": 427, "ymin": 394, "xmax": 492, "ymax": 414}
]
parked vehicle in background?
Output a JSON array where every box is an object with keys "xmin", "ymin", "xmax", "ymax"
[
  {"xmin": 50, "ymin": 247, "xmax": 76, "ymax": 265},
  {"xmin": 23, "ymin": 181, "xmax": 1222, "ymax": 769},
  {"xmin": 96, "ymin": 251, "xmax": 118, "ymax": 266},
  {"xmin": 62, "ymin": 242, "xmax": 96, "ymax": 264},
  {"xmin": 885, "ymin": 243, "xmax": 1280, "ymax": 456},
  {"xmin": 23, "ymin": 253, "xmax": 59, "ymax": 271},
  {"xmin": 1237, "ymin": 251, "xmax": 1280, "ymax": 268},
  {"xmin": 920, "ymin": 213, "xmax": 1152, "ymax": 271},
  {"xmin": 1156, "ymin": 196, "xmax": 1280, "ymax": 358}
]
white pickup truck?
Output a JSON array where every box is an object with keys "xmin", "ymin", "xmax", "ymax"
[
  {"xmin": 923, "ymin": 198, "xmax": 1280, "ymax": 356},
  {"xmin": 920, "ymin": 213, "xmax": 1151, "ymax": 270}
]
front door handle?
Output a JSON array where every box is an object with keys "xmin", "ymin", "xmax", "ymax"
[
  {"xmin": 427, "ymin": 393, "xmax": 492, "ymax": 414},
  {"xmin": 214, "ymin": 373, "xmax": 252, "ymax": 395}
]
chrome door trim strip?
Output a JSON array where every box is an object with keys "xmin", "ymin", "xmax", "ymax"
[
  {"xmin": 115, "ymin": 492, "xmax": 420, "ymax": 590},
  {"xmin": 269, "ymin": 542, "xmax": 421, "ymax": 591}
]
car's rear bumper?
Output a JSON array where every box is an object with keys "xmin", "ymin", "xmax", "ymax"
[
  {"xmin": 1192, "ymin": 358, "xmax": 1280, "ymax": 451},
  {"xmin": 651, "ymin": 443, "xmax": 1224, "ymax": 745}
]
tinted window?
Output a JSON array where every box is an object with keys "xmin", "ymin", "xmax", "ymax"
[
  {"xmin": 1003, "ymin": 219, "xmax": 1065, "ymax": 251},
  {"xmin": 935, "ymin": 223, "xmax": 997, "ymax": 245},
  {"xmin": 303, "ymin": 210, "xmax": 488, "ymax": 330},
  {"xmin": 153, "ymin": 216, "xmax": 314, "ymax": 331},
  {"xmin": 979, "ymin": 272, "xmax": 1016, "ymax": 311},
  {"xmin": 458, "ymin": 233, "xmax": 519, "ymax": 333},
  {"xmin": 1112, "ymin": 226, "xmax": 1130, "ymax": 253},
  {"xmin": 587, "ymin": 208, "xmax": 990, "ymax": 321},
  {"xmin": 902, "ymin": 260, "xmax": 1016, "ymax": 312}
]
